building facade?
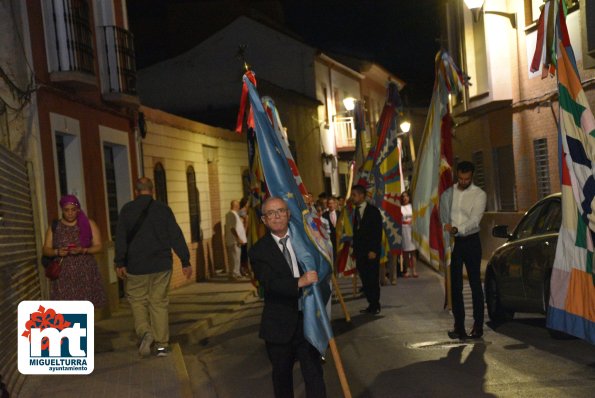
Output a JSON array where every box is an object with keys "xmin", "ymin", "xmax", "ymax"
[
  {"xmin": 137, "ymin": 16, "xmax": 406, "ymax": 198},
  {"xmin": 443, "ymin": 0, "xmax": 595, "ymax": 257},
  {"xmin": 139, "ymin": 106, "xmax": 248, "ymax": 283}
]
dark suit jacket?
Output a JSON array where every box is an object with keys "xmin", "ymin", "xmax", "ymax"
[
  {"xmin": 352, "ymin": 203, "xmax": 383, "ymax": 259},
  {"xmin": 321, "ymin": 210, "xmax": 337, "ymax": 253},
  {"xmin": 249, "ymin": 233, "xmax": 300, "ymax": 344}
]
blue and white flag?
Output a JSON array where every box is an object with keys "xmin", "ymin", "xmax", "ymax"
[{"xmin": 244, "ymin": 74, "xmax": 333, "ymax": 354}]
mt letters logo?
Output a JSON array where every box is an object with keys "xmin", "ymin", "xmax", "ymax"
[{"xmin": 18, "ymin": 301, "xmax": 94, "ymax": 375}]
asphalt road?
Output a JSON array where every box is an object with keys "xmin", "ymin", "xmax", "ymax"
[{"xmin": 184, "ymin": 265, "xmax": 595, "ymax": 397}]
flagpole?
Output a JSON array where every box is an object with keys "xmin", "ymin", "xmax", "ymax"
[
  {"xmin": 331, "ymin": 274, "xmax": 351, "ymax": 322},
  {"xmin": 329, "ymin": 337, "xmax": 352, "ymax": 398}
]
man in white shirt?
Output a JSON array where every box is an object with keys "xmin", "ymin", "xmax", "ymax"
[
  {"xmin": 445, "ymin": 161, "xmax": 487, "ymax": 340},
  {"xmin": 322, "ymin": 196, "xmax": 339, "ymax": 258},
  {"xmin": 225, "ymin": 200, "xmax": 247, "ymax": 279}
]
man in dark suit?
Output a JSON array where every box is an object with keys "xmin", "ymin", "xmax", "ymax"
[
  {"xmin": 249, "ymin": 197, "xmax": 326, "ymax": 398},
  {"xmin": 321, "ymin": 196, "xmax": 338, "ymax": 259},
  {"xmin": 351, "ymin": 184, "xmax": 383, "ymax": 314}
]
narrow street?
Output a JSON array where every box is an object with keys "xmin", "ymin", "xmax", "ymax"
[{"xmin": 185, "ymin": 264, "xmax": 595, "ymax": 397}]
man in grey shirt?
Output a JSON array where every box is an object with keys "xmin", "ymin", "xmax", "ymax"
[{"xmin": 115, "ymin": 177, "xmax": 192, "ymax": 357}]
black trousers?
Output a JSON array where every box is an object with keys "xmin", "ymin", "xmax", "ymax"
[
  {"xmin": 356, "ymin": 255, "xmax": 380, "ymax": 310},
  {"xmin": 450, "ymin": 233, "xmax": 484, "ymax": 329},
  {"xmin": 265, "ymin": 317, "xmax": 326, "ymax": 398}
]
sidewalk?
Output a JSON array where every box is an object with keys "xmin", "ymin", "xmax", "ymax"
[{"xmin": 18, "ymin": 277, "xmax": 256, "ymax": 398}]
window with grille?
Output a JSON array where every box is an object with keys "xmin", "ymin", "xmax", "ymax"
[
  {"xmin": 186, "ymin": 166, "xmax": 201, "ymax": 242},
  {"xmin": 154, "ymin": 162, "xmax": 168, "ymax": 204},
  {"xmin": 533, "ymin": 138, "xmax": 551, "ymax": 199},
  {"xmin": 494, "ymin": 145, "xmax": 517, "ymax": 211},
  {"xmin": 104, "ymin": 145, "xmax": 119, "ymax": 239},
  {"xmin": 56, "ymin": 134, "xmax": 68, "ymax": 197},
  {"xmin": 472, "ymin": 151, "xmax": 486, "ymax": 190}
]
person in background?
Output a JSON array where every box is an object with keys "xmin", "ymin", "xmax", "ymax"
[
  {"xmin": 42, "ymin": 195, "xmax": 106, "ymax": 307},
  {"xmin": 322, "ymin": 196, "xmax": 339, "ymax": 260},
  {"xmin": 337, "ymin": 195, "xmax": 346, "ymax": 211},
  {"xmin": 400, "ymin": 191, "xmax": 418, "ymax": 278},
  {"xmin": 317, "ymin": 192, "xmax": 328, "ymax": 212},
  {"xmin": 225, "ymin": 199, "xmax": 248, "ymax": 280},
  {"xmin": 115, "ymin": 177, "xmax": 192, "ymax": 357},
  {"xmin": 351, "ymin": 184, "xmax": 383, "ymax": 315},
  {"xmin": 239, "ymin": 197, "xmax": 250, "ymax": 277}
]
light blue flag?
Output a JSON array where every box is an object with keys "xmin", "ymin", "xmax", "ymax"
[{"xmin": 244, "ymin": 74, "xmax": 333, "ymax": 354}]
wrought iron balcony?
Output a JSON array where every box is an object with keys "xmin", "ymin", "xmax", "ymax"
[
  {"xmin": 42, "ymin": 0, "xmax": 96, "ymax": 87},
  {"xmin": 333, "ymin": 116, "xmax": 356, "ymax": 151},
  {"xmin": 99, "ymin": 26, "xmax": 139, "ymax": 106}
]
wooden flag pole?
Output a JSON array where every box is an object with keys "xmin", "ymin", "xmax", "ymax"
[
  {"xmin": 329, "ymin": 337, "xmax": 352, "ymax": 398},
  {"xmin": 331, "ymin": 274, "xmax": 351, "ymax": 322}
]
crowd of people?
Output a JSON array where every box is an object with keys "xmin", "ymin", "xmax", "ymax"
[{"xmin": 41, "ymin": 160, "xmax": 486, "ymax": 397}]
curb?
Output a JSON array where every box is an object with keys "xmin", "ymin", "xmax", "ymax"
[
  {"xmin": 171, "ymin": 343, "xmax": 193, "ymax": 398},
  {"xmin": 173, "ymin": 289, "xmax": 256, "ymax": 346}
]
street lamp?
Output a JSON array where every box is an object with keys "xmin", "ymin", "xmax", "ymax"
[
  {"xmin": 399, "ymin": 120, "xmax": 411, "ymax": 134},
  {"xmin": 399, "ymin": 119, "xmax": 416, "ymax": 162},
  {"xmin": 463, "ymin": 0, "xmax": 517, "ymax": 28},
  {"xmin": 343, "ymin": 97, "xmax": 356, "ymax": 112}
]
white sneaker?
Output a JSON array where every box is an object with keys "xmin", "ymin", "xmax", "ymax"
[
  {"xmin": 139, "ymin": 332, "xmax": 154, "ymax": 357},
  {"xmin": 155, "ymin": 346, "xmax": 170, "ymax": 357}
]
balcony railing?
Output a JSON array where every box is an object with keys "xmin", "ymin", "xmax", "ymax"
[
  {"xmin": 100, "ymin": 26, "xmax": 138, "ymax": 101},
  {"xmin": 333, "ymin": 116, "xmax": 356, "ymax": 151},
  {"xmin": 43, "ymin": 0, "xmax": 95, "ymax": 82}
]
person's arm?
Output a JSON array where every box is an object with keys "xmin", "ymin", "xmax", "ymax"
[
  {"xmin": 42, "ymin": 222, "xmax": 68, "ymax": 257},
  {"xmin": 456, "ymin": 190, "xmax": 487, "ymax": 235},
  {"xmin": 250, "ymin": 247, "xmax": 300, "ymax": 298}
]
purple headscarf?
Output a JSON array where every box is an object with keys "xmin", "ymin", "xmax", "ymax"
[{"xmin": 59, "ymin": 195, "xmax": 92, "ymax": 248}]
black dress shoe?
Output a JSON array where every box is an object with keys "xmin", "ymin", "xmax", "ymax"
[
  {"xmin": 447, "ymin": 328, "xmax": 468, "ymax": 340},
  {"xmin": 370, "ymin": 307, "xmax": 381, "ymax": 315},
  {"xmin": 469, "ymin": 327, "xmax": 483, "ymax": 339}
]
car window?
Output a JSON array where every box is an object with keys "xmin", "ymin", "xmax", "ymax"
[
  {"xmin": 540, "ymin": 200, "xmax": 561, "ymax": 233},
  {"xmin": 513, "ymin": 201, "xmax": 549, "ymax": 240}
]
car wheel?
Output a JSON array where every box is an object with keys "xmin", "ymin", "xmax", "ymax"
[{"xmin": 485, "ymin": 268, "xmax": 514, "ymax": 324}]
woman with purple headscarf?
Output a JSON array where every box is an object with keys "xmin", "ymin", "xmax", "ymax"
[{"xmin": 42, "ymin": 195, "xmax": 106, "ymax": 307}]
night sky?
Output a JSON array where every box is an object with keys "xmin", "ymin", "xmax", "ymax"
[
  {"xmin": 281, "ymin": 0, "xmax": 442, "ymax": 106},
  {"xmin": 127, "ymin": 0, "xmax": 442, "ymax": 106}
]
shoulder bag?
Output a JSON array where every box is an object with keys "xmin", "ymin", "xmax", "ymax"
[{"xmin": 123, "ymin": 199, "xmax": 153, "ymax": 265}]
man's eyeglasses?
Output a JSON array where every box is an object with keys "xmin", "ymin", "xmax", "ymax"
[{"xmin": 263, "ymin": 208, "xmax": 289, "ymax": 218}]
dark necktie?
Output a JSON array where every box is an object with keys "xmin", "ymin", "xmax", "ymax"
[
  {"xmin": 279, "ymin": 236, "xmax": 294, "ymax": 274},
  {"xmin": 354, "ymin": 205, "xmax": 362, "ymax": 230}
]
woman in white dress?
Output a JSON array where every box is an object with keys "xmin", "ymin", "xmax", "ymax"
[{"xmin": 400, "ymin": 191, "xmax": 418, "ymax": 277}]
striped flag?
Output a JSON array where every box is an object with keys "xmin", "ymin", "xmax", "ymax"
[
  {"xmin": 531, "ymin": 0, "xmax": 595, "ymax": 344},
  {"xmin": 411, "ymin": 50, "xmax": 465, "ymax": 270},
  {"xmin": 242, "ymin": 72, "xmax": 334, "ymax": 354},
  {"xmin": 356, "ymin": 82, "xmax": 405, "ymax": 257}
]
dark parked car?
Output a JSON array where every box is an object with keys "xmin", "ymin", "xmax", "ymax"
[{"xmin": 485, "ymin": 193, "xmax": 561, "ymax": 323}]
